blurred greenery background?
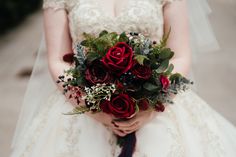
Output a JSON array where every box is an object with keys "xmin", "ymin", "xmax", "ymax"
[{"xmin": 0, "ymin": 0, "xmax": 42, "ymax": 35}]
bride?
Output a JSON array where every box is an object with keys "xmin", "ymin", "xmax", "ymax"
[{"xmin": 10, "ymin": 0, "xmax": 236, "ymax": 156}]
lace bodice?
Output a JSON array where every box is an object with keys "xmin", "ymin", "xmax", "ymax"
[{"xmin": 43, "ymin": 0, "xmax": 173, "ymax": 51}]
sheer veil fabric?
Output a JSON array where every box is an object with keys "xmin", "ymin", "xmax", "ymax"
[{"xmin": 11, "ymin": 0, "xmax": 219, "ymax": 152}]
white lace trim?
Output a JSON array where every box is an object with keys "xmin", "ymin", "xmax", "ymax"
[{"xmin": 42, "ymin": 0, "xmax": 67, "ymax": 10}]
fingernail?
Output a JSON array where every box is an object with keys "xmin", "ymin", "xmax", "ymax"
[{"xmin": 112, "ymin": 122, "xmax": 119, "ymax": 128}]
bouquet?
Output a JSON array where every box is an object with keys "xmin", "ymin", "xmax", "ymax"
[{"xmin": 57, "ymin": 30, "xmax": 192, "ymax": 157}]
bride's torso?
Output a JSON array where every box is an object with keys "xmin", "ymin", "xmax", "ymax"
[{"xmin": 43, "ymin": 0, "xmax": 168, "ymax": 51}]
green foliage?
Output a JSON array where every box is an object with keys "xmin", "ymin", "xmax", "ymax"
[
  {"xmin": 164, "ymin": 64, "xmax": 174, "ymax": 75},
  {"xmin": 159, "ymin": 48, "xmax": 174, "ymax": 60},
  {"xmin": 58, "ymin": 30, "xmax": 192, "ymax": 118},
  {"xmin": 119, "ymin": 32, "xmax": 129, "ymax": 42},
  {"xmin": 159, "ymin": 27, "xmax": 171, "ymax": 49},
  {"xmin": 155, "ymin": 59, "xmax": 169, "ymax": 73},
  {"xmin": 143, "ymin": 82, "xmax": 159, "ymax": 92},
  {"xmin": 134, "ymin": 55, "xmax": 149, "ymax": 65},
  {"xmin": 86, "ymin": 51, "xmax": 101, "ymax": 63},
  {"xmin": 82, "ymin": 31, "xmax": 119, "ymax": 56},
  {"xmin": 64, "ymin": 106, "xmax": 91, "ymax": 115},
  {"xmin": 169, "ymin": 73, "xmax": 183, "ymax": 83}
]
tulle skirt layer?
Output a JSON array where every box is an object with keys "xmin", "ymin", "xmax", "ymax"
[{"xmin": 10, "ymin": 90, "xmax": 236, "ymax": 157}]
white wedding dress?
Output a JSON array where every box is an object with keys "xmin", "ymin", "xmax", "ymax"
[{"xmin": 10, "ymin": 0, "xmax": 236, "ymax": 157}]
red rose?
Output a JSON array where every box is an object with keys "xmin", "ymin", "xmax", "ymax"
[
  {"xmin": 85, "ymin": 60, "xmax": 113, "ymax": 85},
  {"xmin": 154, "ymin": 102, "xmax": 165, "ymax": 112},
  {"xmin": 131, "ymin": 63, "xmax": 152, "ymax": 80},
  {"xmin": 101, "ymin": 42, "xmax": 134, "ymax": 76},
  {"xmin": 100, "ymin": 94, "xmax": 136, "ymax": 118},
  {"xmin": 160, "ymin": 75, "xmax": 170, "ymax": 90},
  {"xmin": 138, "ymin": 98, "xmax": 149, "ymax": 111}
]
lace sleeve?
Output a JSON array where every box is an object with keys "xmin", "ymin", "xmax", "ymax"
[{"xmin": 42, "ymin": 0, "xmax": 66, "ymax": 10}]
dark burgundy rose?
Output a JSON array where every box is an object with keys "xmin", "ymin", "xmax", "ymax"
[
  {"xmin": 131, "ymin": 63, "xmax": 152, "ymax": 80},
  {"xmin": 85, "ymin": 60, "xmax": 113, "ymax": 85},
  {"xmin": 160, "ymin": 75, "xmax": 170, "ymax": 90},
  {"xmin": 101, "ymin": 42, "xmax": 134, "ymax": 76},
  {"xmin": 138, "ymin": 98, "xmax": 149, "ymax": 111},
  {"xmin": 99, "ymin": 94, "xmax": 136, "ymax": 118},
  {"xmin": 154, "ymin": 102, "xmax": 165, "ymax": 112}
]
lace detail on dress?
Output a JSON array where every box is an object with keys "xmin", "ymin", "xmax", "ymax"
[
  {"xmin": 43, "ymin": 0, "xmax": 67, "ymax": 10},
  {"xmin": 45, "ymin": 0, "xmax": 172, "ymax": 53},
  {"xmin": 175, "ymin": 91, "xmax": 226, "ymax": 157},
  {"xmin": 17, "ymin": 90, "xmax": 63, "ymax": 157},
  {"xmin": 166, "ymin": 107, "xmax": 186, "ymax": 157},
  {"xmin": 55, "ymin": 115, "xmax": 81, "ymax": 157}
]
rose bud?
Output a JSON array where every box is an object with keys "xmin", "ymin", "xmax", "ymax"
[
  {"xmin": 101, "ymin": 42, "xmax": 134, "ymax": 76},
  {"xmin": 63, "ymin": 53, "xmax": 74, "ymax": 63},
  {"xmin": 154, "ymin": 102, "xmax": 165, "ymax": 112},
  {"xmin": 160, "ymin": 75, "xmax": 170, "ymax": 90},
  {"xmin": 138, "ymin": 98, "xmax": 149, "ymax": 111}
]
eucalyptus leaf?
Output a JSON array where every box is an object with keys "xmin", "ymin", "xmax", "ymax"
[
  {"xmin": 134, "ymin": 55, "xmax": 149, "ymax": 65},
  {"xmin": 143, "ymin": 82, "xmax": 159, "ymax": 91},
  {"xmin": 155, "ymin": 59, "xmax": 169, "ymax": 73},
  {"xmin": 159, "ymin": 48, "xmax": 174, "ymax": 60},
  {"xmin": 164, "ymin": 64, "xmax": 174, "ymax": 75}
]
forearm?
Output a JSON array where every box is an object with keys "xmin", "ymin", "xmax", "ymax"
[
  {"xmin": 170, "ymin": 55, "xmax": 191, "ymax": 77},
  {"xmin": 163, "ymin": 0, "xmax": 191, "ymax": 77}
]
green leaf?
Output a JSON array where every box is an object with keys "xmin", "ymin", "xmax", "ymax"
[
  {"xmin": 119, "ymin": 32, "xmax": 129, "ymax": 42},
  {"xmin": 134, "ymin": 55, "xmax": 149, "ymax": 65},
  {"xmin": 83, "ymin": 32, "xmax": 95, "ymax": 40},
  {"xmin": 63, "ymin": 106, "xmax": 90, "ymax": 115},
  {"xmin": 164, "ymin": 64, "xmax": 174, "ymax": 75},
  {"xmin": 135, "ymin": 103, "xmax": 140, "ymax": 113},
  {"xmin": 143, "ymin": 82, "xmax": 159, "ymax": 91},
  {"xmin": 159, "ymin": 48, "xmax": 174, "ymax": 60},
  {"xmin": 134, "ymin": 45, "xmax": 141, "ymax": 54},
  {"xmin": 80, "ymin": 40, "xmax": 89, "ymax": 46},
  {"xmin": 76, "ymin": 77, "xmax": 85, "ymax": 86},
  {"xmin": 169, "ymin": 73, "xmax": 182, "ymax": 83},
  {"xmin": 86, "ymin": 52, "xmax": 101, "ymax": 62},
  {"xmin": 159, "ymin": 27, "xmax": 171, "ymax": 48},
  {"xmin": 155, "ymin": 59, "xmax": 169, "ymax": 73},
  {"xmin": 99, "ymin": 30, "xmax": 108, "ymax": 37}
]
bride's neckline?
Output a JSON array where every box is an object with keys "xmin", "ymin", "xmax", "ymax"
[{"xmin": 90, "ymin": 0, "xmax": 132, "ymax": 20}]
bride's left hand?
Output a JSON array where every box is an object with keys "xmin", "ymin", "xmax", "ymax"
[{"xmin": 113, "ymin": 109, "xmax": 158, "ymax": 135}]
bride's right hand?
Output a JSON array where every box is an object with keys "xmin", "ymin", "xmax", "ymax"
[{"xmin": 85, "ymin": 112, "xmax": 127, "ymax": 137}]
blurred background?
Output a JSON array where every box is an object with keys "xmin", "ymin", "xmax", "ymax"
[{"xmin": 0, "ymin": 0, "xmax": 235, "ymax": 156}]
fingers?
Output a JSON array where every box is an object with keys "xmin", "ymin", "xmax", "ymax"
[
  {"xmin": 113, "ymin": 117, "xmax": 138, "ymax": 128},
  {"xmin": 122, "ymin": 124, "xmax": 140, "ymax": 134},
  {"xmin": 112, "ymin": 128, "xmax": 127, "ymax": 137}
]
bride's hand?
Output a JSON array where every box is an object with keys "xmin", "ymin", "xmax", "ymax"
[
  {"xmin": 85, "ymin": 112, "xmax": 127, "ymax": 137},
  {"xmin": 113, "ymin": 109, "xmax": 158, "ymax": 135}
]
